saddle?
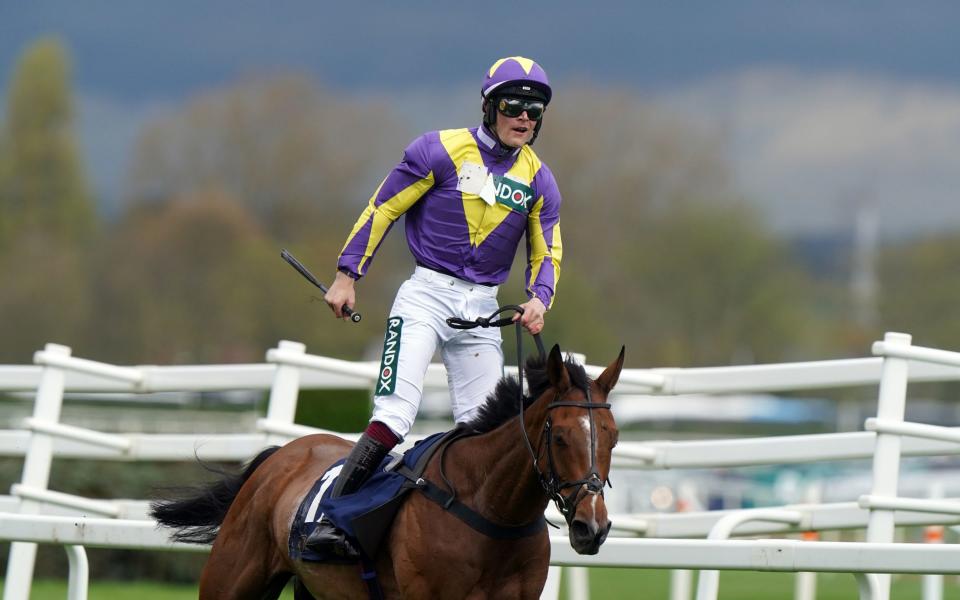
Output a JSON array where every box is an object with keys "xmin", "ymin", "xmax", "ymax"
[{"xmin": 289, "ymin": 429, "xmax": 458, "ymax": 563}]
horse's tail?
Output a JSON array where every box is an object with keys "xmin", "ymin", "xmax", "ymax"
[{"xmin": 150, "ymin": 446, "xmax": 281, "ymax": 544}]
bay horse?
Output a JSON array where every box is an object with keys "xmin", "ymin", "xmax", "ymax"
[{"xmin": 151, "ymin": 344, "xmax": 623, "ymax": 599}]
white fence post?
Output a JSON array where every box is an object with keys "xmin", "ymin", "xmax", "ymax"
[
  {"xmin": 4, "ymin": 343, "xmax": 71, "ymax": 600},
  {"xmin": 865, "ymin": 332, "xmax": 912, "ymax": 600},
  {"xmin": 670, "ymin": 569, "xmax": 693, "ymax": 600},
  {"xmin": 695, "ymin": 510, "xmax": 804, "ymax": 600},
  {"xmin": 922, "ymin": 482, "xmax": 945, "ymax": 600},
  {"xmin": 795, "ymin": 482, "xmax": 823, "ymax": 600},
  {"xmin": 264, "ymin": 340, "xmax": 305, "ymax": 446},
  {"xmin": 566, "ymin": 566, "xmax": 589, "ymax": 600},
  {"xmin": 856, "ymin": 573, "xmax": 880, "ymax": 599},
  {"xmin": 65, "ymin": 545, "xmax": 89, "ymax": 600},
  {"xmin": 541, "ymin": 566, "xmax": 562, "ymax": 599},
  {"xmin": 670, "ymin": 483, "xmax": 697, "ymax": 600}
]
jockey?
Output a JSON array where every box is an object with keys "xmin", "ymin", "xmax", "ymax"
[{"xmin": 307, "ymin": 56, "xmax": 563, "ymax": 554}]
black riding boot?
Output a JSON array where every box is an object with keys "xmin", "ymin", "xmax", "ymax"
[{"xmin": 303, "ymin": 433, "xmax": 390, "ymax": 557}]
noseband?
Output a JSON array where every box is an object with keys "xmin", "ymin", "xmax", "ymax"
[
  {"xmin": 449, "ymin": 305, "xmax": 612, "ymax": 524},
  {"xmin": 523, "ymin": 383, "xmax": 612, "ymax": 522}
]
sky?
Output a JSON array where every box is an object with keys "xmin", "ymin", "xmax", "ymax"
[{"xmin": 2, "ymin": 0, "xmax": 959, "ymax": 237}]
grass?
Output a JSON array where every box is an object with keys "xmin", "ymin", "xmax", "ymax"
[
  {"xmin": 0, "ymin": 580, "xmax": 294, "ymax": 599},
  {"xmin": 5, "ymin": 570, "xmax": 960, "ymax": 599},
  {"xmin": 582, "ymin": 568, "xmax": 960, "ymax": 599},
  {"xmin": 1, "ymin": 580, "xmax": 200, "ymax": 600}
]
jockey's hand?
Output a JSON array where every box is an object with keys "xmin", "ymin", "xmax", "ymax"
[
  {"xmin": 325, "ymin": 271, "xmax": 357, "ymax": 320},
  {"xmin": 514, "ymin": 297, "xmax": 547, "ymax": 335}
]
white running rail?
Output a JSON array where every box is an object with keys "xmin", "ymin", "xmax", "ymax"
[{"xmin": 3, "ymin": 333, "xmax": 960, "ymax": 600}]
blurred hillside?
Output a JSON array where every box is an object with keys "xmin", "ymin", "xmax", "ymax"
[{"xmin": 2, "ymin": 38, "xmax": 960, "ymax": 371}]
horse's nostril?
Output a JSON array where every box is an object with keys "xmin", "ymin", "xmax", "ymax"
[
  {"xmin": 570, "ymin": 520, "xmax": 591, "ymax": 540},
  {"xmin": 569, "ymin": 519, "xmax": 605, "ymax": 555}
]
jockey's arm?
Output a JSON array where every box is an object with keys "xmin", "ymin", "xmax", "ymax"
[{"xmin": 332, "ymin": 134, "xmax": 436, "ymax": 319}]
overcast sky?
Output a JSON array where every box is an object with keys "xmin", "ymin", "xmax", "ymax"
[{"xmin": 2, "ymin": 1, "xmax": 959, "ymax": 237}]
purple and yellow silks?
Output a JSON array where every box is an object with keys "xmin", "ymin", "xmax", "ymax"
[{"xmin": 338, "ymin": 125, "xmax": 562, "ymax": 308}]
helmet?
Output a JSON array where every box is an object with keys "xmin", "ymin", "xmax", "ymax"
[
  {"xmin": 482, "ymin": 56, "xmax": 552, "ymax": 146},
  {"xmin": 482, "ymin": 56, "xmax": 552, "ymax": 104}
]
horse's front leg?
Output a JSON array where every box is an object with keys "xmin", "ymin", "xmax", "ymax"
[
  {"xmin": 511, "ymin": 554, "xmax": 552, "ymax": 600},
  {"xmin": 389, "ymin": 505, "xmax": 480, "ymax": 598},
  {"xmin": 472, "ymin": 539, "xmax": 550, "ymax": 599}
]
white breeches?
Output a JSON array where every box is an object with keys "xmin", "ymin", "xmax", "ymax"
[{"xmin": 371, "ymin": 266, "xmax": 504, "ymax": 440}]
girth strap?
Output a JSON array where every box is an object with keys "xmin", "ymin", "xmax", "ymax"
[
  {"xmin": 407, "ymin": 476, "xmax": 546, "ymax": 540},
  {"xmin": 395, "ymin": 428, "xmax": 546, "ymax": 540},
  {"xmin": 359, "ymin": 556, "xmax": 385, "ymax": 600}
]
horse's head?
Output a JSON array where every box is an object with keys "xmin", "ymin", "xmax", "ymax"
[{"xmin": 538, "ymin": 344, "xmax": 623, "ymax": 555}]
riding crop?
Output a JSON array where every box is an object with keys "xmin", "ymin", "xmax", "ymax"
[{"xmin": 280, "ymin": 249, "xmax": 362, "ymax": 323}]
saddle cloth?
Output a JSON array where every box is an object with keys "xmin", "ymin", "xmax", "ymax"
[{"xmin": 288, "ymin": 431, "xmax": 448, "ymax": 563}]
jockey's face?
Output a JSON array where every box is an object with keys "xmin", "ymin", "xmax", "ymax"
[{"xmin": 494, "ymin": 103, "xmax": 539, "ymax": 148}]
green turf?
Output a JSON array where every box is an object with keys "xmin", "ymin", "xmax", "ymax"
[
  {"xmin": 1, "ymin": 580, "xmax": 204, "ymax": 600},
  {"xmin": 580, "ymin": 568, "xmax": 960, "ymax": 599},
  {"xmin": 0, "ymin": 569, "xmax": 960, "ymax": 600},
  {"xmin": 5, "ymin": 571, "xmax": 960, "ymax": 599}
]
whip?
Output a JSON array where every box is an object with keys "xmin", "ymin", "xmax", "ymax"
[{"xmin": 280, "ymin": 249, "xmax": 362, "ymax": 323}]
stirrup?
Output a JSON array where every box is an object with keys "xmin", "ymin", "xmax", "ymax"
[{"xmin": 304, "ymin": 518, "xmax": 360, "ymax": 559}]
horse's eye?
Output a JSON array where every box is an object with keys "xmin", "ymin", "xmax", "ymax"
[{"xmin": 553, "ymin": 434, "xmax": 568, "ymax": 447}]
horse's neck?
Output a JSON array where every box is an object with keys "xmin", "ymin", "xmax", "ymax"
[{"xmin": 445, "ymin": 393, "xmax": 552, "ymax": 526}]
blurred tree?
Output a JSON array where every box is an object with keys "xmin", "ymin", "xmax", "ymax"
[
  {"xmin": 514, "ymin": 88, "xmax": 818, "ymax": 367},
  {"xmin": 0, "ymin": 37, "xmax": 94, "ymax": 245},
  {"xmin": 92, "ymin": 188, "xmax": 285, "ymax": 363},
  {"xmin": 619, "ymin": 205, "xmax": 815, "ymax": 366},
  {"xmin": 125, "ymin": 75, "xmax": 404, "ymax": 241},
  {"xmin": 0, "ymin": 115, "xmax": 8, "ymax": 245},
  {"xmin": 91, "ymin": 188, "xmax": 398, "ymax": 363},
  {"xmin": 116, "ymin": 75, "xmax": 416, "ymax": 362},
  {"xmin": 879, "ymin": 234, "xmax": 960, "ymax": 349},
  {"xmin": 0, "ymin": 237, "xmax": 93, "ymax": 362},
  {"xmin": 0, "ymin": 37, "xmax": 95, "ymax": 361}
]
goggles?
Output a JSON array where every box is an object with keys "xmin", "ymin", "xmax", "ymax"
[{"xmin": 497, "ymin": 97, "xmax": 545, "ymax": 121}]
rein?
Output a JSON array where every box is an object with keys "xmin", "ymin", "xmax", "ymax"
[{"xmin": 447, "ymin": 305, "xmax": 612, "ymax": 526}]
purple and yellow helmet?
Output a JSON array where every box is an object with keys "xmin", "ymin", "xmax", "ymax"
[{"xmin": 482, "ymin": 56, "xmax": 552, "ymax": 104}]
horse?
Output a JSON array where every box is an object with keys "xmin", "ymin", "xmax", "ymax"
[{"xmin": 151, "ymin": 343, "xmax": 623, "ymax": 599}]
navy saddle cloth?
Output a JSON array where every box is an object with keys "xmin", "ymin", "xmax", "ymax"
[{"xmin": 289, "ymin": 431, "xmax": 448, "ymax": 563}]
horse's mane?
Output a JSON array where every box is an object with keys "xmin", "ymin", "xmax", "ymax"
[{"xmin": 464, "ymin": 354, "xmax": 590, "ymax": 434}]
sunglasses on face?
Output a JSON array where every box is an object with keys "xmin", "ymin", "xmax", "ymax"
[{"xmin": 497, "ymin": 97, "xmax": 545, "ymax": 121}]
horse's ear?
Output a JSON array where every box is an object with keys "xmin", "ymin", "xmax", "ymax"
[
  {"xmin": 547, "ymin": 344, "xmax": 571, "ymax": 392},
  {"xmin": 596, "ymin": 346, "xmax": 625, "ymax": 394}
]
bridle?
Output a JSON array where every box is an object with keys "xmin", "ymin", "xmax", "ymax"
[
  {"xmin": 529, "ymin": 385, "xmax": 611, "ymax": 523},
  {"xmin": 448, "ymin": 305, "xmax": 613, "ymax": 524}
]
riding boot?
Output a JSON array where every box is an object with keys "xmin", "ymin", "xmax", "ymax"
[
  {"xmin": 330, "ymin": 433, "xmax": 391, "ymax": 498},
  {"xmin": 303, "ymin": 433, "xmax": 391, "ymax": 557}
]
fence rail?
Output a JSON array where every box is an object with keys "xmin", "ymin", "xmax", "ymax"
[{"xmin": 3, "ymin": 333, "xmax": 960, "ymax": 600}]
